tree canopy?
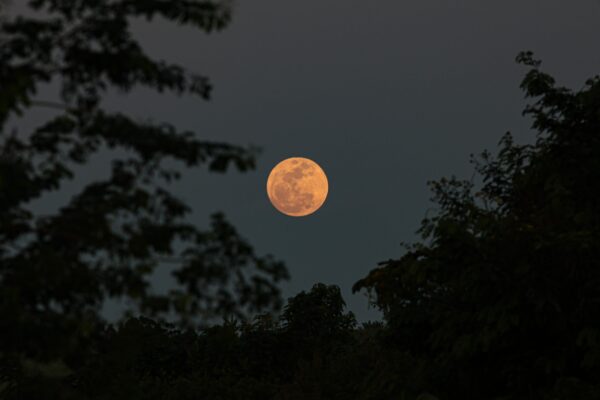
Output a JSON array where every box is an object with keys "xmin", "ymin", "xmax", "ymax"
[
  {"xmin": 354, "ymin": 52, "xmax": 600, "ymax": 399},
  {"xmin": 0, "ymin": 0, "xmax": 288, "ymax": 395}
]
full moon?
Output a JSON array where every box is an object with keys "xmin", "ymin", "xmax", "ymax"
[{"xmin": 266, "ymin": 157, "xmax": 329, "ymax": 217}]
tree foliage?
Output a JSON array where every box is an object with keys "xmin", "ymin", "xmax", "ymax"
[
  {"xmin": 3, "ymin": 284, "xmax": 364, "ymax": 399},
  {"xmin": 0, "ymin": 0, "xmax": 288, "ymax": 395},
  {"xmin": 353, "ymin": 52, "xmax": 600, "ymax": 399}
]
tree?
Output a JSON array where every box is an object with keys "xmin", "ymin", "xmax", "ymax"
[
  {"xmin": 353, "ymin": 52, "xmax": 600, "ymax": 399},
  {"xmin": 281, "ymin": 283, "xmax": 356, "ymax": 344},
  {"xmin": 2, "ymin": 284, "xmax": 362, "ymax": 399},
  {"xmin": 0, "ymin": 0, "xmax": 288, "ymax": 395}
]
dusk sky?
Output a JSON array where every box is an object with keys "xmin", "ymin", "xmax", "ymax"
[{"xmin": 14, "ymin": 0, "xmax": 600, "ymax": 322}]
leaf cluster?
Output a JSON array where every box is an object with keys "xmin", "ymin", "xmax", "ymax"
[
  {"xmin": 353, "ymin": 53, "xmax": 600, "ymax": 399},
  {"xmin": 0, "ymin": 0, "xmax": 289, "ymax": 393}
]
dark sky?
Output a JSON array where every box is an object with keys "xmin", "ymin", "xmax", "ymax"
[{"xmin": 13, "ymin": 0, "xmax": 600, "ymax": 322}]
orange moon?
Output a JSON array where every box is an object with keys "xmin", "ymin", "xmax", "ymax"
[{"xmin": 266, "ymin": 157, "xmax": 329, "ymax": 217}]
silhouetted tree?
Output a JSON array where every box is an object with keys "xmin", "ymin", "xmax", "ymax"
[
  {"xmin": 354, "ymin": 52, "xmax": 600, "ymax": 399},
  {"xmin": 0, "ymin": 0, "xmax": 287, "ymax": 396},
  {"xmin": 7, "ymin": 284, "xmax": 360, "ymax": 399}
]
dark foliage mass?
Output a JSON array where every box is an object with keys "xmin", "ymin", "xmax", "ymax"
[
  {"xmin": 0, "ymin": 0, "xmax": 289, "ymax": 395},
  {"xmin": 354, "ymin": 52, "xmax": 600, "ymax": 399},
  {"xmin": 2, "ymin": 1, "xmax": 600, "ymax": 399}
]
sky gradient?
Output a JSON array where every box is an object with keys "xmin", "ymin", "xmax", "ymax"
[{"xmin": 12, "ymin": 0, "xmax": 600, "ymax": 322}]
